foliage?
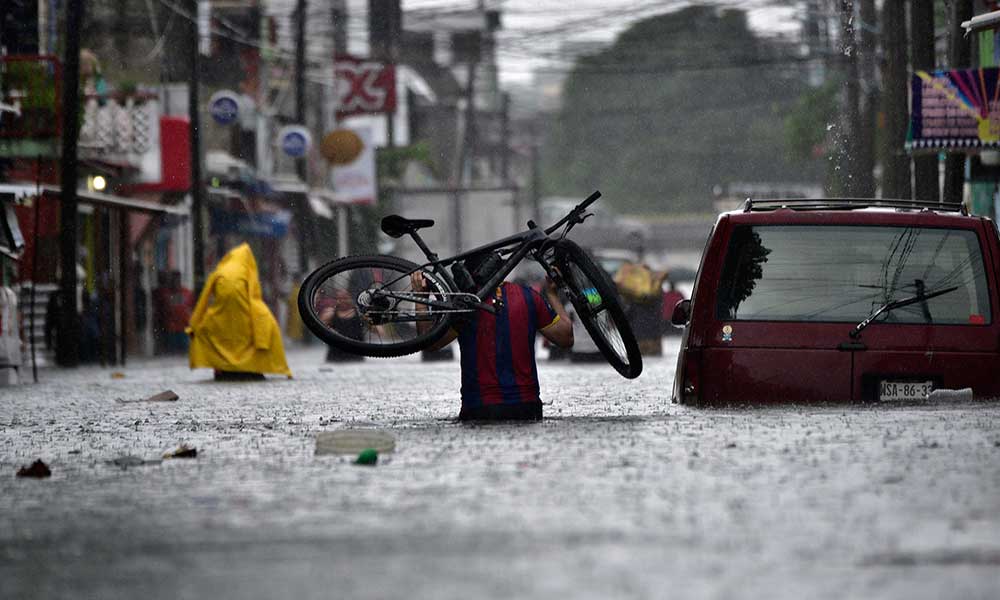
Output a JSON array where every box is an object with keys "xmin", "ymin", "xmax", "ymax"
[
  {"xmin": 542, "ymin": 6, "xmax": 825, "ymax": 213},
  {"xmin": 117, "ymin": 80, "xmax": 139, "ymax": 98},
  {"xmin": 0, "ymin": 60, "xmax": 59, "ymax": 139},
  {"xmin": 3, "ymin": 61, "xmax": 57, "ymax": 111},
  {"xmin": 717, "ymin": 226, "xmax": 771, "ymax": 318},
  {"xmin": 784, "ymin": 78, "xmax": 842, "ymax": 163},
  {"xmin": 376, "ymin": 142, "xmax": 434, "ymax": 180}
]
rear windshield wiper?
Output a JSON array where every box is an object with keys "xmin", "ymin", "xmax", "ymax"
[{"xmin": 849, "ymin": 286, "xmax": 959, "ymax": 338}]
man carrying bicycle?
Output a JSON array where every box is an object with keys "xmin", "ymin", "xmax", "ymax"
[{"xmin": 412, "ymin": 251, "xmax": 574, "ymax": 421}]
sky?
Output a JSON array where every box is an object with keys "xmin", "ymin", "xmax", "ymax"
[{"xmin": 328, "ymin": 0, "xmax": 804, "ymax": 85}]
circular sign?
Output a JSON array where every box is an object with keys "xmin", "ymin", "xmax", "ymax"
[
  {"xmin": 208, "ymin": 90, "xmax": 240, "ymax": 126},
  {"xmin": 320, "ymin": 129, "xmax": 364, "ymax": 165},
  {"xmin": 278, "ymin": 125, "xmax": 312, "ymax": 158}
]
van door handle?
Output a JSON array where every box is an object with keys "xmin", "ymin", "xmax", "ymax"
[{"xmin": 838, "ymin": 341, "xmax": 866, "ymax": 351}]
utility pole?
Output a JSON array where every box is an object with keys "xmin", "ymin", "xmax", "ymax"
[
  {"xmin": 57, "ymin": 0, "xmax": 84, "ymax": 367},
  {"xmin": 333, "ymin": 0, "xmax": 349, "ymax": 259},
  {"xmin": 835, "ymin": 1, "xmax": 861, "ymax": 197},
  {"xmin": 294, "ymin": 0, "xmax": 310, "ymax": 274},
  {"xmin": 943, "ymin": 0, "xmax": 974, "ymax": 204},
  {"xmin": 189, "ymin": 0, "xmax": 205, "ymax": 292},
  {"xmin": 530, "ymin": 134, "xmax": 541, "ymax": 225},
  {"xmin": 370, "ymin": 0, "xmax": 401, "ymax": 148},
  {"xmin": 856, "ymin": 0, "xmax": 877, "ymax": 197},
  {"xmin": 500, "ymin": 92, "xmax": 510, "ymax": 184},
  {"xmin": 451, "ymin": 60, "xmax": 477, "ymax": 254},
  {"xmin": 910, "ymin": 0, "xmax": 939, "ymax": 203},
  {"xmin": 332, "ymin": 0, "xmax": 348, "ymax": 55},
  {"xmin": 880, "ymin": 0, "xmax": 910, "ymax": 199},
  {"xmin": 294, "ymin": 0, "xmax": 307, "ymax": 178}
]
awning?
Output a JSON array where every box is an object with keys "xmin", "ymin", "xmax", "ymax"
[
  {"xmin": 268, "ymin": 176, "xmax": 339, "ymax": 219},
  {"xmin": 0, "ymin": 190, "xmax": 26, "ymax": 259},
  {"xmin": 308, "ymin": 193, "xmax": 334, "ymax": 219},
  {"xmin": 0, "ymin": 182, "xmax": 188, "ymax": 214},
  {"xmin": 209, "ymin": 206, "xmax": 291, "ymax": 238},
  {"xmin": 38, "ymin": 184, "xmax": 189, "ymax": 215},
  {"xmin": 0, "ymin": 184, "xmax": 44, "ymax": 201},
  {"xmin": 963, "ymin": 11, "xmax": 1000, "ymax": 34},
  {"xmin": 268, "ymin": 176, "xmax": 308, "ymax": 195}
]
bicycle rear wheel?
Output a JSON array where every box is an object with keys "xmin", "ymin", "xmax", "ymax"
[
  {"xmin": 553, "ymin": 240, "xmax": 643, "ymax": 378},
  {"xmin": 298, "ymin": 255, "xmax": 454, "ymax": 357}
]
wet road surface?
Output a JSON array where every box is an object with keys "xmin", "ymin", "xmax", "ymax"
[{"xmin": 2, "ymin": 340, "xmax": 1000, "ymax": 599}]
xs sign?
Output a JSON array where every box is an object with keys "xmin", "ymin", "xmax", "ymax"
[{"xmin": 334, "ymin": 57, "xmax": 396, "ymax": 118}]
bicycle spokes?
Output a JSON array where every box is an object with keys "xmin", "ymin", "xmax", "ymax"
[{"xmin": 356, "ymin": 288, "xmax": 481, "ymax": 323}]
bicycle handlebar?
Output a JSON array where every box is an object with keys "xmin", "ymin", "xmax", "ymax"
[{"xmin": 543, "ymin": 190, "xmax": 601, "ymax": 236}]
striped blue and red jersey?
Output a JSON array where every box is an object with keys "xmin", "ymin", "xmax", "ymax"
[{"xmin": 457, "ymin": 282, "xmax": 560, "ymax": 409}]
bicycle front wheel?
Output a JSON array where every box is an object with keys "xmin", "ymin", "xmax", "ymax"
[
  {"xmin": 298, "ymin": 255, "xmax": 455, "ymax": 357},
  {"xmin": 553, "ymin": 240, "xmax": 643, "ymax": 379}
]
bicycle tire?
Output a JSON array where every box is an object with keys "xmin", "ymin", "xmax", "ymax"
[
  {"xmin": 298, "ymin": 255, "xmax": 455, "ymax": 357},
  {"xmin": 553, "ymin": 240, "xmax": 643, "ymax": 379}
]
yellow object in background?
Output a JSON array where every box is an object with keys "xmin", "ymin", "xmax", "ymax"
[
  {"xmin": 614, "ymin": 262, "xmax": 668, "ymax": 304},
  {"xmin": 286, "ymin": 281, "xmax": 305, "ymax": 341},
  {"xmin": 186, "ymin": 243, "xmax": 292, "ymax": 377}
]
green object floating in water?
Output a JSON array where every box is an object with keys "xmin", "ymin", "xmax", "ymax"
[
  {"xmin": 355, "ymin": 448, "xmax": 378, "ymax": 465},
  {"xmin": 315, "ymin": 429, "xmax": 396, "ymax": 456}
]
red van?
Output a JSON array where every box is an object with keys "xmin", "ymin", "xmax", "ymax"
[{"xmin": 670, "ymin": 198, "xmax": 1000, "ymax": 404}]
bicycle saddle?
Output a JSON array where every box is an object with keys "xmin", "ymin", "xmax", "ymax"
[{"xmin": 380, "ymin": 214, "xmax": 435, "ymax": 238}]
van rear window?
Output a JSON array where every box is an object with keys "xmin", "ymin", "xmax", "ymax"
[{"xmin": 716, "ymin": 225, "xmax": 993, "ymax": 324}]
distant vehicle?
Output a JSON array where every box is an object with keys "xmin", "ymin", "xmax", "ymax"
[
  {"xmin": 567, "ymin": 302, "xmax": 602, "ymax": 361},
  {"xmin": 591, "ymin": 247, "xmax": 640, "ymax": 277},
  {"xmin": 541, "ymin": 197, "xmax": 616, "ymax": 230},
  {"xmin": 542, "ymin": 197, "xmax": 647, "ymax": 264},
  {"xmin": 671, "ymin": 198, "xmax": 1000, "ymax": 404}
]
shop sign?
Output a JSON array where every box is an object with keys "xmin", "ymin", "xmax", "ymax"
[
  {"xmin": 278, "ymin": 125, "xmax": 312, "ymax": 158},
  {"xmin": 334, "ymin": 56, "xmax": 396, "ymax": 118},
  {"xmin": 331, "ymin": 126, "xmax": 376, "ymax": 205},
  {"xmin": 909, "ymin": 68, "xmax": 1000, "ymax": 150},
  {"xmin": 209, "ymin": 90, "xmax": 240, "ymax": 126}
]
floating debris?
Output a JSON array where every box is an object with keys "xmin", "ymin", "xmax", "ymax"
[
  {"xmin": 927, "ymin": 388, "xmax": 974, "ymax": 402},
  {"xmin": 116, "ymin": 390, "xmax": 180, "ymax": 404},
  {"xmin": 16, "ymin": 459, "xmax": 51, "ymax": 478},
  {"xmin": 315, "ymin": 429, "xmax": 396, "ymax": 456},
  {"xmin": 163, "ymin": 445, "xmax": 198, "ymax": 459},
  {"xmin": 107, "ymin": 455, "xmax": 162, "ymax": 469},
  {"xmin": 355, "ymin": 448, "xmax": 378, "ymax": 465},
  {"xmin": 111, "ymin": 372, "xmax": 126, "ymax": 379}
]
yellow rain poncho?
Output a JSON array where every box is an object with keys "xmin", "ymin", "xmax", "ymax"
[{"xmin": 187, "ymin": 243, "xmax": 292, "ymax": 377}]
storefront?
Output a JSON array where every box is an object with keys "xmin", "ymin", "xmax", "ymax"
[{"xmin": 12, "ymin": 184, "xmax": 188, "ymax": 368}]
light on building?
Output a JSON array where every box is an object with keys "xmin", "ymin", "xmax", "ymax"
[{"xmin": 92, "ymin": 175, "xmax": 107, "ymax": 191}]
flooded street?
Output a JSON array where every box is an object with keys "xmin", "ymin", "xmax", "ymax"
[
  {"xmin": 5, "ymin": 0, "xmax": 1000, "ymax": 597},
  {"xmin": 2, "ymin": 339, "xmax": 999, "ymax": 599}
]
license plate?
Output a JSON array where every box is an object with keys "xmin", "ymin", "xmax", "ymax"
[{"xmin": 879, "ymin": 380, "xmax": 934, "ymax": 401}]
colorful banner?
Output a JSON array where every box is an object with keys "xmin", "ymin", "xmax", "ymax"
[{"xmin": 908, "ymin": 68, "xmax": 1000, "ymax": 150}]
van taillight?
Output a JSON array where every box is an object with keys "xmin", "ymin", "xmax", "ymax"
[{"xmin": 681, "ymin": 348, "xmax": 701, "ymax": 404}]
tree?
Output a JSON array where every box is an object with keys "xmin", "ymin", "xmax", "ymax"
[{"xmin": 543, "ymin": 6, "xmax": 823, "ymax": 213}]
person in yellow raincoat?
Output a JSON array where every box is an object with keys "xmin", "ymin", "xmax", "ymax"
[{"xmin": 186, "ymin": 243, "xmax": 292, "ymax": 379}]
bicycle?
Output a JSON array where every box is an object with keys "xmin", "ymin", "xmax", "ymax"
[{"xmin": 297, "ymin": 190, "xmax": 643, "ymax": 379}]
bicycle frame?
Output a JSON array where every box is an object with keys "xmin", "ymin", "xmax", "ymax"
[{"xmin": 377, "ymin": 190, "xmax": 602, "ymax": 315}]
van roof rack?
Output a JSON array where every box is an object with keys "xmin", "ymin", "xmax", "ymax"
[{"xmin": 742, "ymin": 197, "xmax": 969, "ymax": 216}]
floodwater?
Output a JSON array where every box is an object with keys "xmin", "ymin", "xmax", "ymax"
[{"xmin": 2, "ymin": 339, "xmax": 999, "ymax": 599}]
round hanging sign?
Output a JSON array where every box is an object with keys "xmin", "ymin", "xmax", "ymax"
[
  {"xmin": 278, "ymin": 125, "xmax": 312, "ymax": 158},
  {"xmin": 320, "ymin": 129, "xmax": 365, "ymax": 165},
  {"xmin": 208, "ymin": 90, "xmax": 240, "ymax": 126}
]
